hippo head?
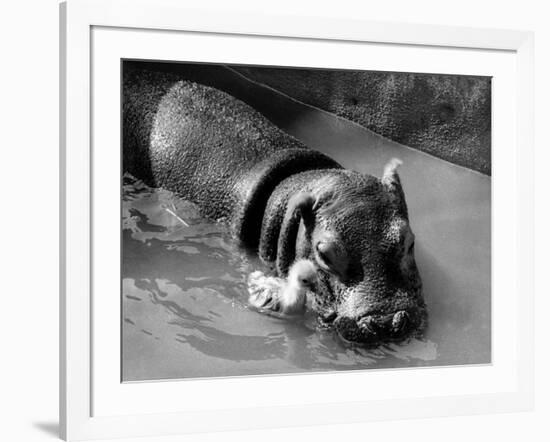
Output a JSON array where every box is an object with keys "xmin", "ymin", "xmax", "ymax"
[{"xmin": 290, "ymin": 159, "xmax": 426, "ymax": 345}]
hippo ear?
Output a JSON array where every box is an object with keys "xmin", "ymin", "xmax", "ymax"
[
  {"xmin": 381, "ymin": 158, "xmax": 409, "ymax": 215},
  {"xmin": 381, "ymin": 158, "xmax": 403, "ymax": 189}
]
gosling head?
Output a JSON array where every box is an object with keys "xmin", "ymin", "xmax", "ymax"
[{"xmin": 288, "ymin": 259, "xmax": 318, "ymax": 290}]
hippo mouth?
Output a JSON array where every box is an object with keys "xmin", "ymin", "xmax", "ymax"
[
  {"xmin": 316, "ymin": 295, "xmax": 427, "ymax": 346},
  {"xmin": 331, "ymin": 311, "xmax": 417, "ymax": 345}
]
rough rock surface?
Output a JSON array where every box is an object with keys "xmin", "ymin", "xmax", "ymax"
[{"xmin": 234, "ymin": 67, "xmax": 491, "ymax": 175}]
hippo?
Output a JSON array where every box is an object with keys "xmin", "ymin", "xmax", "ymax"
[{"xmin": 123, "ymin": 64, "xmax": 427, "ymax": 345}]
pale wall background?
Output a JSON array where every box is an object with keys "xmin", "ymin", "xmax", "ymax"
[{"xmin": 0, "ymin": 0, "xmax": 547, "ymax": 441}]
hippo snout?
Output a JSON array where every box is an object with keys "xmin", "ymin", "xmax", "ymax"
[{"xmin": 334, "ymin": 309, "xmax": 420, "ymax": 345}]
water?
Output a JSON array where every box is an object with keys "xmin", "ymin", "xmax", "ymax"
[{"xmin": 122, "ymin": 81, "xmax": 491, "ymax": 382}]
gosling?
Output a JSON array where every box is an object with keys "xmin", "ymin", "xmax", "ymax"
[{"xmin": 247, "ymin": 259, "xmax": 318, "ymax": 316}]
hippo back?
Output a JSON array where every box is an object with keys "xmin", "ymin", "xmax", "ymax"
[{"xmin": 123, "ymin": 65, "xmax": 340, "ymax": 247}]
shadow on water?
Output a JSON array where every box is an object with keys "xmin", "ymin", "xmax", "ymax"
[{"xmin": 174, "ymin": 327, "xmax": 287, "ymax": 362}]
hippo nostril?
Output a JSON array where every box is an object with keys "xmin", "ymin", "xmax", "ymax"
[
  {"xmin": 319, "ymin": 309, "xmax": 337, "ymax": 324},
  {"xmin": 336, "ymin": 311, "xmax": 416, "ymax": 345},
  {"xmin": 392, "ymin": 310, "xmax": 410, "ymax": 334},
  {"xmin": 334, "ymin": 316, "xmax": 359, "ymax": 341}
]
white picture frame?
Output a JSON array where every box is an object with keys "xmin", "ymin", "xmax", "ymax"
[{"xmin": 60, "ymin": 0, "xmax": 534, "ymax": 440}]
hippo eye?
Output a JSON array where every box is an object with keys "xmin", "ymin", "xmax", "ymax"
[
  {"xmin": 317, "ymin": 248, "xmax": 332, "ymax": 265},
  {"xmin": 315, "ymin": 240, "xmax": 350, "ymax": 281}
]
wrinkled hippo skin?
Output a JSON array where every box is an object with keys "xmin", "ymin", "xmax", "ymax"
[
  {"xmin": 123, "ymin": 64, "xmax": 427, "ymax": 345},
  {"xmin": 234, "ymin": 67, "xmax": 491, "ymax": 175}
]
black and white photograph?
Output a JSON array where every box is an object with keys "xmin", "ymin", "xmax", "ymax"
[{"xmin": 121, "ymin": 60, "xmax": 491, "ymax": 381}]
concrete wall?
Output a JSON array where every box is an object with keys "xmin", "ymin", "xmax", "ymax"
[{"xmin": 234, "ymin": 67, "xmax": 491, "ymax": 175}]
